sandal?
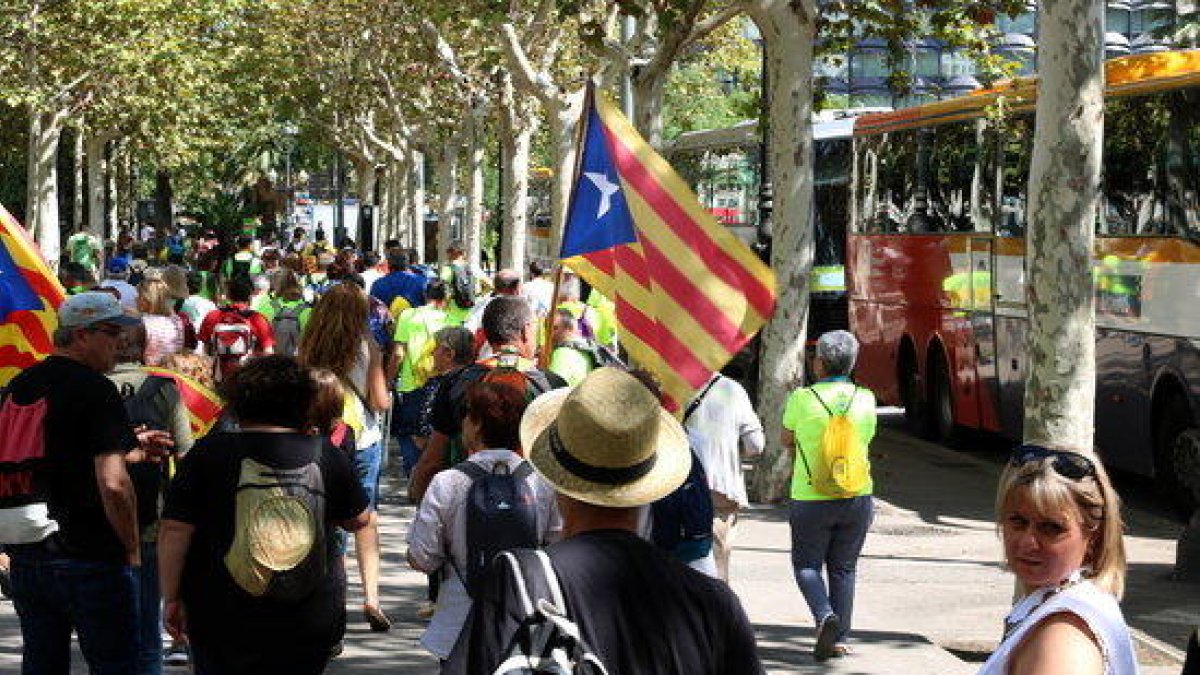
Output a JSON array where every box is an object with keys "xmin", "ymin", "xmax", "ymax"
[
  {"xmin": 364, "ymin": 604, "xmax": 393, "ymax": 632},
  {"xmin": 813, "ymin": 613, "xmax": 841, "ymax": 661}
]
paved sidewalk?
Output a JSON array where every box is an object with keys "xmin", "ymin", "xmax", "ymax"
[{"xmin": 1, "ymin": 420, "xmax": 1194, "ymax": 673}]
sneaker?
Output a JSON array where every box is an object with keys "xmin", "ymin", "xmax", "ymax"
[
  {"xmin": 416, "ymin": 601, "xmax": 437, "ymax": 620},
  {"xmin": 163, "ymin": 643, "xmax": 190, "ymax": 667},
  {"xmin": 813, "ymin": 613, "xmax": 841, "ymax": 661},
  {"xmin": 0, "ymin": 566, "xmax": 11, "ymax": 600}
]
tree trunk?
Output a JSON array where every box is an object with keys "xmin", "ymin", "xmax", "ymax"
[
  {"xmin": 437, "ymin": 139, "xmax": 460, "ymax": 262},
  {"xmin": 72, "ymin": 129, "xmax": 83, "ymax": 234},
  {"xmin": 1021, "ymin": 0, "xmax": 1104, "ymax": 453},
  {"xmin": 26, "ymin": 110, "xmax": 65, "ymax": 268},
  {"xmin": 410, "ymin": 149, "xmax": 426, "ymax": 261},
  {"xmin": 154, "ymin": 171, "xmax": 173, "ymax": 234},
  {"xmin": 85, "ymin": 132, "xmax": 109, "ymax": 238},
  {"xmin": 748, "ymin": 3, "xmax": 817, "ymax": 502},
  {"xmin": 632, "ymin": 65, "xmax": 670, "ymax": 150},
  {"xmin": 500, "ymin": 122, "xmax": 533, "ymax": 272},
  {"xmin": 464, "ymin": 115, "xmax": 486, "ymax": 270},
  {"xmin": 546, "ymin": 95, "xmax": 583, "ymax": 257}
]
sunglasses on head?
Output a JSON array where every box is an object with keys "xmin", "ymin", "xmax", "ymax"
[
  {"xmin": 87, "ymin": 323, "xmax": 123, "ymax": 337},
  {"xmin": 1009, "ymin": 444, "xmax": 1097, "ymax": 481}
]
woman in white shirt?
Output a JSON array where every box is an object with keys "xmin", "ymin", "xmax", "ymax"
[{"xmin": 978, "ymin": 444, "xmax": 1137, "ymax": 675}]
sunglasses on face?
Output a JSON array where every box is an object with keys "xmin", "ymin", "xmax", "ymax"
[{"xmin": 1009, "ymin": 444, "xmax": 1097, "ymax": 481}]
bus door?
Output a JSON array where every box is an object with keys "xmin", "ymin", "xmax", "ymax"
[{"xmin": 969, "ymin": 237, "xmax": 1001, "ymax": 431}]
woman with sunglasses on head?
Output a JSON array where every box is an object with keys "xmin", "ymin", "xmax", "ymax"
[{"xmin": 978, "ymin": 445, "xmax": 1137, "ymax": 675}]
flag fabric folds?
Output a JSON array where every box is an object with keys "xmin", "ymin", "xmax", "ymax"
[
  {"xmin": 0, "ymin": 205, "xmax": 66, "ymax": 387},
  {"xmin": 561, "ymin": 90, "xmax": 776, "ymax": 411},
  {"xmin": 142, "ymin": 366, "xmax": 224, "ymax": 439}
]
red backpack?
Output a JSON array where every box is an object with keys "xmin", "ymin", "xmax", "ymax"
[{"xmin": 209, "ymin": 308, "xmax": 260, "ymax": 381}]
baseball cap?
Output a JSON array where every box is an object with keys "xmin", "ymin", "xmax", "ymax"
[
  {"xmin": 106, "ymin": 258, "xmax": 129, "ymax": 274},
  {"xmin": 58, "ymin": 292, "xmax": 140, "ymax": 329}
]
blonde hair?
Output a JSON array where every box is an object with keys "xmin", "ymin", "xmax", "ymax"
[
  {"xmin": 137, "ymin": 278, "xmax": 175, "ymax": 316},
  {"xmin": 297, "ymin": 282, "xmax": 368, "ymax": 377},
  {"xmin": 996, "ymin": 450, "xmax": 1127, "ymax": 598}
]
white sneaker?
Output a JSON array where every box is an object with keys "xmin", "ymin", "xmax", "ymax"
[{"xmin": 163, "ymin": 643, "xmax": 190, "ymax": 666}]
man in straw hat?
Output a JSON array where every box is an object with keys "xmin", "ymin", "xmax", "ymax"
[{"xmin": 443, "ymin": 367, "xmax": 763, "ymax": 674}]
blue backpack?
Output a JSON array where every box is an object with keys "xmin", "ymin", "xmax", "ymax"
[
  {"xmin": 650, "ymin": 376, "xmax": 718, "ymax": 562},
  {"xmin": 453, "ymin": 460, "xmax": 540, "ymax": 598}
]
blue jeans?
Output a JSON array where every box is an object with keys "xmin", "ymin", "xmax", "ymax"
[
  {"xmin": 136, "ymin": 541, "xmax": 162, "ymax": 675},
  {"xmin": 788, "ymin": 496, "xmax": 873, "ymax": 642},
  {"xmin": 9, "ymin": 543, "xmax": 139, "ymax": 675},
  {"xmin": 338, "ymin": 440, "xmax": 382, "ymax": 554},
  {"xmin": 392, "ymin": 389, "xmax": 426, "ymax": 476}
]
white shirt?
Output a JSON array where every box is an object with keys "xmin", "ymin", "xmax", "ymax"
[
  {"xmin": 361, "ymin": 268, "xmax": 384, "ymax": 295},
  {"xmin": 523, "ymin": 276, "xmax": 554, "ymax": 318},
  {"xmin": 407, "ymin": 449, "xmax": 562, "ymax": 658},
  {"xmin": 978, "ymin": 577, "xmax": 1138, "ymax": 675},
  {"xmin": 684, "ymin": 375, "xmax": 765, "ymax": 508},
  {"xmin": 180, "ymin": 295, "xmax": 218, "ymax": 330}
]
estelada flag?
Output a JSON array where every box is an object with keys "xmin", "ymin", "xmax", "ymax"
[
  {"xmin": 142, "ymin": 366, "xmax": 224, "ymax": 438},
  {"xmin": 0, "ymin": 205, "xmax": 66, "ymax": 387},
  {"xmin": 560, "ymin": 89, "xmax": 776, "ymax": 411}
]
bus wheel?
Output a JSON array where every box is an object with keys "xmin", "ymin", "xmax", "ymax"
[
  {"xmin": 928, "ymin": 355, "xmax": 957, "ymax": 445},
  {"xmin": 1156, "ymin": 396, "xmax": 1200, "ymax": 516},
  {"xmin": 900, "ymin": 359, "xmax": 926, "ymax": 435}
]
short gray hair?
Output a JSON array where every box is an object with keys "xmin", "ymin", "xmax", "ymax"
[
  {"xmin": 434, "ymin": 325, "xmax": 475, "ymax": 366},
  {"xmin": 816, "ymin": 330, "xmax": 859, "ymax": 376}
]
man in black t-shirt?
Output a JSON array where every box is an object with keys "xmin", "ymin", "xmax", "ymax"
[
  {"xmin": 1, "ymin": 292, "xmax": 172, "ymax": 675},
  {"xmin": 444, "ymin": 368, "xmax": 764, "ymax": 675},
  {"xmin": 409, "ymin": 295, "xmax": 566, "ymax": 501}
]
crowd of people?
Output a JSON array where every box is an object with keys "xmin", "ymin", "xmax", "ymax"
[{"xmin": 0, "ymin": 220, "xmax": 1151, "ymax": 675}]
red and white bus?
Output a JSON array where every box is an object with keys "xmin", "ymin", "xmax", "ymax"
[{"xmin": 847, "ymin": 51, "xmax": 1200, "ymax": 510}]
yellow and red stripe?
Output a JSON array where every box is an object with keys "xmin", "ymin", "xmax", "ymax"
[
  {"xmin": 142, "ymin": 366, "xmax": 224, "ymax": 438},
  {"xmin": 564, "ymin": 92, "xmax": 776, "ymax": 410},
  {"xmin": 0, "ymin": 205, "xmax": 66, "ymax": 386}
]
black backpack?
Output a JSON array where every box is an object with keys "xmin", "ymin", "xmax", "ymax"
[
  {"xmin": 450, "ymin": 263, "xmax": 476, "ymax": 308},
  {"xmin": 490, "ymin": 549, "xmax": 610, "ymax": 675},
  {"xmin": 454, "ymin": 460, "xmax": 540, "ymax": 598},
  {"xmin": 119, "ymin": 375, "xmax": 177, "ymax": 530}
]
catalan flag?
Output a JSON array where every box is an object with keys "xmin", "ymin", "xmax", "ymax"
[
  {"xmin": 560, "ymin": 90, "xmax": 776, "ymax": 410},
  {"xmin": 0, "ymin": 205, "xmax": 66, "ymax": 387},
  {"xmin": 142, "ymin": 366, "xmax": 224, "ymax": 438}
]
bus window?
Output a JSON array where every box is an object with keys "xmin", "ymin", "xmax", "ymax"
[
  {"xmin": 928, "ymin": 120, "xmax": 995, "ymax": 233},
  {"xmin": 1102, "ymin": 95, "xmax": 1169, "ymax": 236},
  {"xmin": 868, "ymin": 131, "xmax": 917, "ymax": 233},
  {"xmin": 1162, "ymin": 88, "xmax": 1200, "ymax": 239},
  {"xmin": 998, "ymin": 115, "xmax": 1033, "ymax": 237}
]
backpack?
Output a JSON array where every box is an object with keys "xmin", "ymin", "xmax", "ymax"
[
  {"xmin": 490, "ymin": 549, "xmax": 610, "ymax": 675},
  {"xmin": 224, "ymin": 438, "xmax": 327, "ymax": 602},
  {"xmin": 649, "ymin": 376, "xmax": 719, "ymax": 562},
  {"xmin": 803, "ymin": 386, "xmax": 869, "ymax": 497},
  {"xmin": 118, "ymin": 376, "xmax": 177, "ymax": 530},
  {"xmin": 454, "ymin": 460, "xmax": 540, "ymax": 598},
  {"xmin": 209, "ymin": 308, "xmax": 260, "ymax": 380},
  {"xmin": 0, "ymin": 390, "xmax": 49, "ymax": 511},
  {"xmin": 270, "ymin": 299, "xmax": 309, "ymax": 358},
  {"xmin": 229, "ymin": 255, "xmax": 253, "ymax": 280},
  {"xmin": 450, "ymin": 263, "xmax": 476, "ymax": 308},
  {"xmin": 481, "ymin": 350, "xmax": 551, "ymax": 404},
  {"xmin": 166, "ymin": 235, "xmax": 185, "ymax": 258}
]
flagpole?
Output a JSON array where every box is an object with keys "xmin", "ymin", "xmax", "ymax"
[{"xmin": 540, "ymin": 81, "xmax": 597, "ymax": 370}]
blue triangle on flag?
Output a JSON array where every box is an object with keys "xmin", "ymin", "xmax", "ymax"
[
  {"xmin": 560, "ymin": 103, "xmax": 637, "ymax": 259},
  {"xmin": 0, "ymin": 242, "xmax": 42, "ymax": 322}
]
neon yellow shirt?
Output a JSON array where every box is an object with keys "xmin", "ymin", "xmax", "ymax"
[
  {"xmin": 394, "ymin": 305, "xmax": 448, "ymax": 392},
  {"xmin": 548, "ymin": 345, "xmax": 593, "ymax": 387},
  {"xmin": 782, "ymin": 380, "xmax": 877, "ymax": 501}
]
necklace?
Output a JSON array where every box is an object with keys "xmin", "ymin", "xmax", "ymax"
[{"xmin": 1001, "ymin": 571, "xmax": 1086, "ymax": 641}]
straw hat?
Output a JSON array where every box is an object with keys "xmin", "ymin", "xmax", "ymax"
[{"xmin": 519, "ymin": 367, "xmax": 690, "ymax": 508}]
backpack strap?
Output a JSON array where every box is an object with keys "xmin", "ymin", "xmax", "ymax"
[
  {"xmin": 683, "ymin": 374, "xmax": 722, "ymax": 424},
  {"xmin": 452, "ymin": 459, "xmax": 488, "ymax": 481},
  {"xmin": 497, "ymin": 549, "xmax": 567, "ymax": 619},
  {"xmin": 810, "ymin": 384, "xmax": 858, "ymax": 417}
]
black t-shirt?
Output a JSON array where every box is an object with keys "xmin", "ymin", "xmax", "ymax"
[
  {"xmin": 161, "ymin": 431, "xmax": 369, "ymax": 659},
  {"xmin": 5, "ymin": 355, "xmax": 136, "ymax": 562},
  {"xmin": 430, "ymin": 363, "xmax": 567, "ymax": 439},
  {"xmin": 444, "ymin": 529, "xmax": 764, "ymax": 675}
]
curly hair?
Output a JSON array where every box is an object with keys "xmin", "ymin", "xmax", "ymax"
[
  {"xmin": 137, "ymin": 279, "xmax": 175, "ymax": 316},
  {"xmin": 297, "ymin": 282, "xmax": 368, "ymax": 377}
]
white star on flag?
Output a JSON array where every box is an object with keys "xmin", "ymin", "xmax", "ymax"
[{"xmin": 584, "ymin": 172, "xmax": 621, "ymax": 219}]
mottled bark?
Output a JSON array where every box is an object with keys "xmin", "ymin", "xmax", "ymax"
[
  {"xmin": 85, "ymin": 132, "xmax": 111, "ymax": 238},
  {"xmin": 409, "ymin": 149, "xmax": 426, "ymax": 260},
  {"xmin": 1021, "ymin": 0, "xmax": 1104, "ymax": 455},
  {"xmin": 632, "ymin": 65, "xmax": 669, "ymax": 150},
  {"xmin": 71, "ymin": 130, "xmax": 83, "ymax": 234},
  {"xmin": 26, "ymin": 110, "xmax": 65, "ymax": 268},
  {"xmin": 747, "ymin": 0, "xmax": 817, "ymax": 502},
  {"xmin": 436, "ymin": 139, "xmax": 460, "ymax": 261},
  {"xmin": 464, "ymin": 114, "xmax": 486, "ymax": 270}
]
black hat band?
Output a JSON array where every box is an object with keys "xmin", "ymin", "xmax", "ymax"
[{"xmin": 549, "ymin": 424, "xmax": 657, "ymax": 486}]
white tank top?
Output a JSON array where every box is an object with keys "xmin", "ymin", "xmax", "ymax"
[{"xmin": 977, "ymin": 578, "xmax": 1139, "ymax": 675}]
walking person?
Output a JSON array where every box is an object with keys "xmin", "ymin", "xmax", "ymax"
[
  {"xmin": 157, "ymin": 357, "xmax": 373, "ymax": 675},
  {"xmin": 406, "ymin": 381, "xmax": 561, "ymax": 660},
  {"xmin": 978, "ymin": 445, "xmax": 1137, "ymax": 675},
  {"xmin": 445, "ymin": 367, "xmax": 762, "ymax": 674},
  {"xmin": 782, "ymin": 330, "xmax": 877, "ymax": 660},
  {"xmin": 298, "ymin": 282, "xmax": 393, "ymax": 631},
  {"xmin": 0, "ymin": 292, "xmax": 172, "ymax": 674},
  {"xmin": 390, "ymin": 280, "xmax": 450, "ymax": 477},
  {"xmin": 683, "ymin": 372, "xmax": 765, "ymax": 582}
]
